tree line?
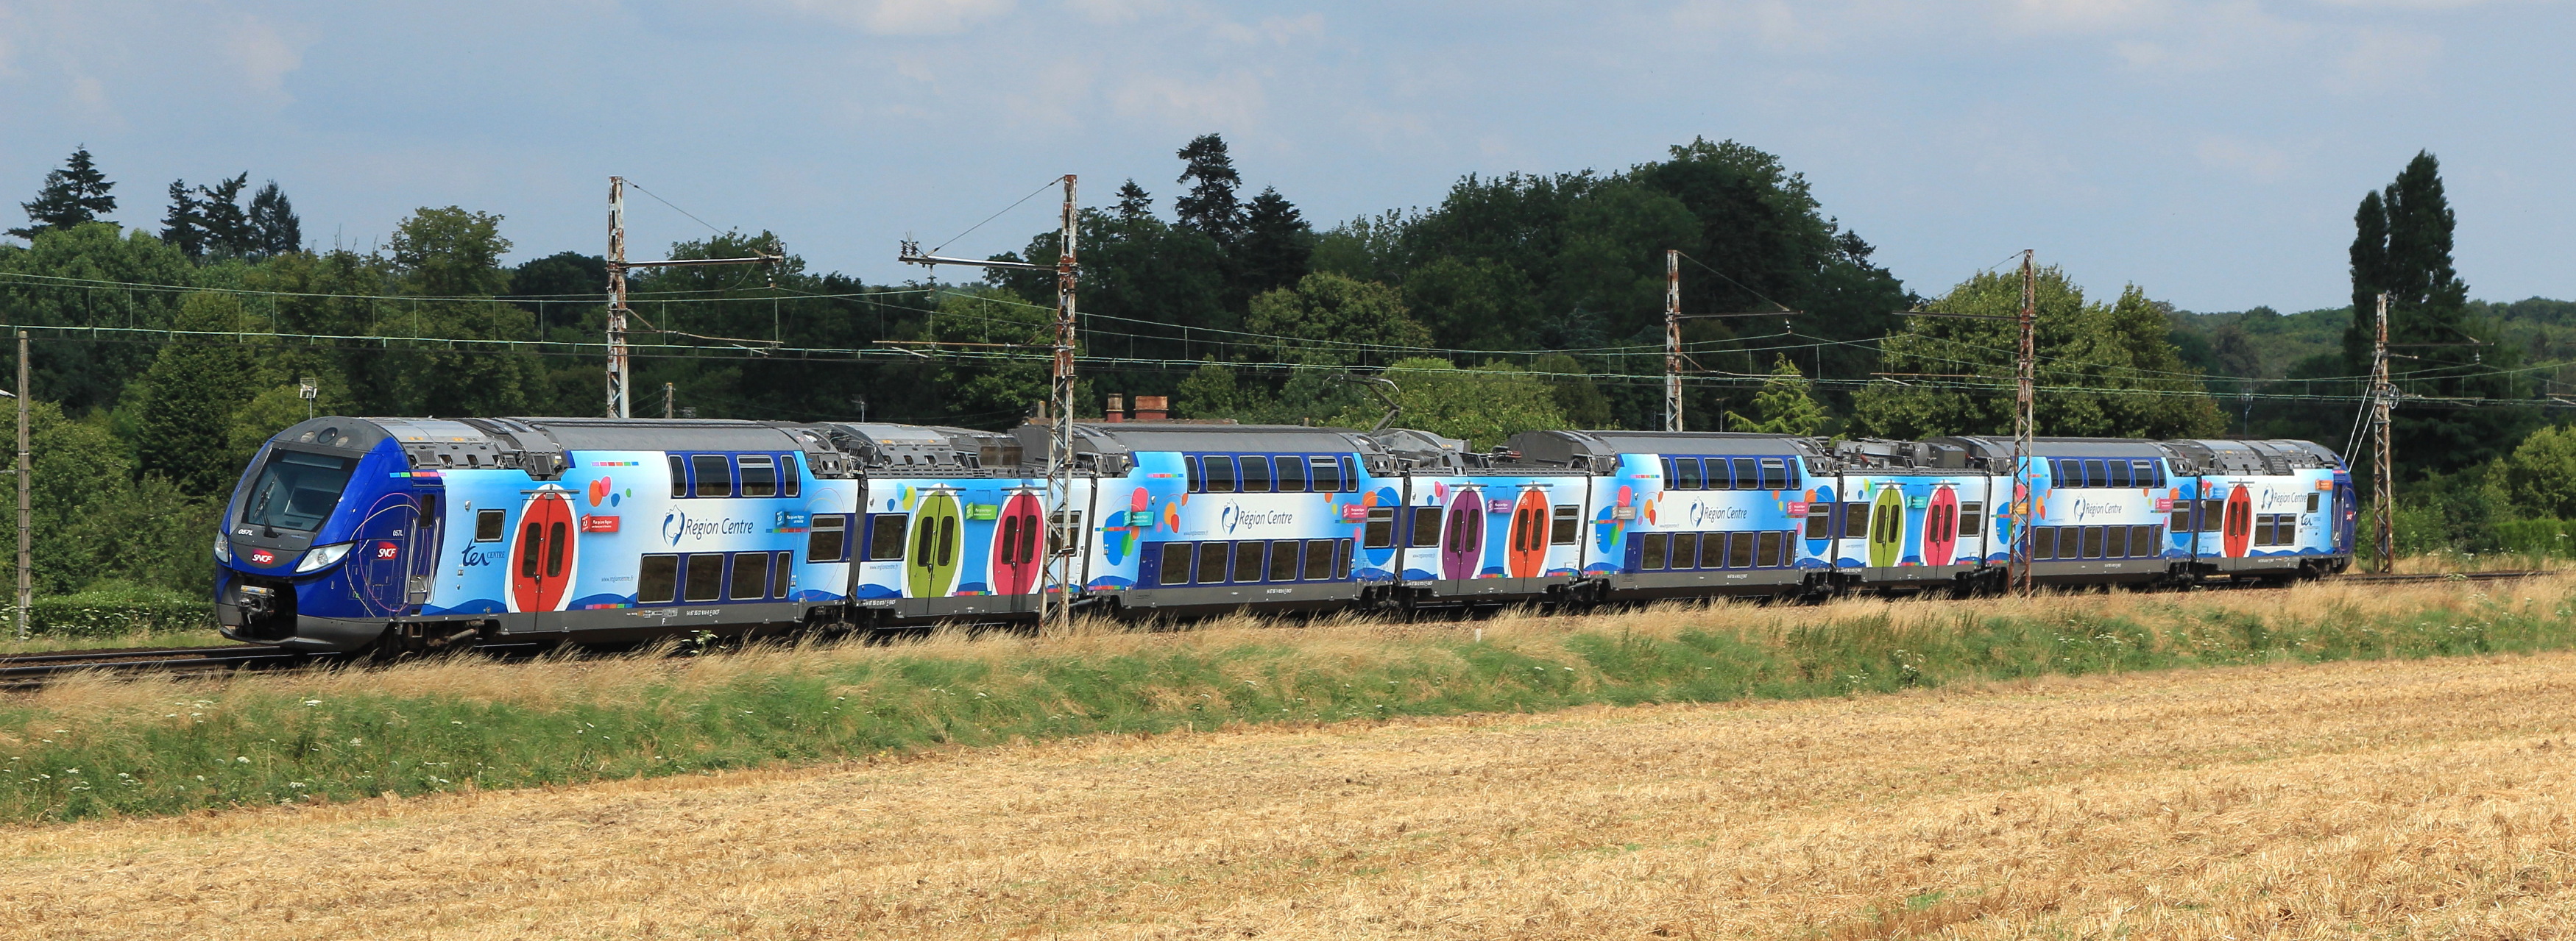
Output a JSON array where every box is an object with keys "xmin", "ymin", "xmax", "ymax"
[{"xmin": 0, "ymin": 139, "xmax": 2562, "ymax": 599}]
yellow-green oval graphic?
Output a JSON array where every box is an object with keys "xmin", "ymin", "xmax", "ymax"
[
  {"xmin": 905, "ymin": 491, "xmax": 963, "ymax": 598},
  {"xmin": 1867, "ymin": 485, "xmax": 1906, "ymax": 568}
]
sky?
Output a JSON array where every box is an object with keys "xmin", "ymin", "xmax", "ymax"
[{"xmin": 0, "ymin": 0, "xmax": 2567, "ymax": 313}]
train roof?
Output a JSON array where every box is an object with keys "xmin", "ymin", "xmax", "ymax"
[
  {"xmin": 2161, "ymin": 438, "xmax": 2344, "ymax": 474},
  {"xmin": 1504, "ymin": 430, "xmax": 1829, "ymax": 468},
  {"xmin": 1013, "ymin": 422, "xmax": 1390, "ymax": 458}
]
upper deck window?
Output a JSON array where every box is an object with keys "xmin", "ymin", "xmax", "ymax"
[
  {"xmin": 691, "ymin": 455, "xmax": 732, "ymax": 497},
  {"xmin": 239, "ymin": 450, "xmax": 357, "ymax": 533},
  {"xmin": 1309, "ymin": 456, "xmax": 1345, "ymax": 492},
  {"xmin": 1673, "ymin": 459, "xmax": 1702, "ymax": 490},
  {"xmin": 1200, "ymin": 456, "xmax": 1237, "ymax": 493},
  {"xmin": 1239, "ymin": 455, "xmax": 1273, "ymax": 493}
]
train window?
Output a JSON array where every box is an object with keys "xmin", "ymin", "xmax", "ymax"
[
  {"xmin": 1731, "ymin": 458, "xmax": 1758, "ymax": 491},
  {"xmin": 1186, "ymin": 458, "xmax": 1206, "ymax": 494},
  {"xmin": 738, "ymin": 455, "xmax": 777, "ymax": 497},
  {"xmin": 1363, "ymin": 508, "xmax": 1395, "ymax": 548},
  {"xmin": 475, "ymin": 509, "xmax": 505, "ymax": 541},
  {"xmin": 1159, "ymin": 542, "xmax": 1195, "ymax": 586},
  {"xmin": 545, "ymin": 521, "xmax": 567, "ymax": 577},
  {"xmin": 1759, "ymin": 530, "xmax": 1786, "ymax": 567},
  {"xmin": 1240, "ymin": 455, "xmax": 1273, "ymax": 493},
  {"xmin": 1670, "ymin": 530, "xmax": 1699, "ymax": 569},
  {"xmin": 2307, "ymin": 492, "xmax": 2321, "ymax": 513},
  {"xmin": 2133, "ymin": 461, "xmax": 2157, "ymax": 489},
  {"xmin": 1640, "ymin": 533, "xmax": 1669, "ymax": 570},
  {"xmin": 1674, "ymin": 459, "xmax": 1703, "ymax": 490},
  {"xmin": 2200, "ymin": 499, "xmax": 2225, "ymax": 532},
  {"xmin": 1202, "ymin": 456, "xmax": 1237, "ymax": 493},
  {"xmin": 517, "ymin": 522, "xmax": 543, "ymax": 578},
  {"xmin": 2253, "ymin": 515, "xmax": 2273, "ymax": 546},
  {"xmin": 1409, "ymin": 507, "xmax": 1443, "ymax": 547},
  {"xmin": 2134, "ymin": 525, "xmax": 2158, "ymax": 556},
  {"xmin": 2080, "ymin": 526, "xmax": 2104, "ymax": 559},
  {"xmin": 779, "ymin": 455, "xmax": 800, "ymax": 497},
  {"xmin": 1197, "ymin": 541, "xmax": 1230, "ymax": 584},
  {"xmin": 1309, "ymin": 456, "xmax": 1345, "ymax": 493},
  {"xmin": 637, "ymin": 555, "xmax": 679, "ymax": 604},
  {"xmin": 1761, "ymin": 458, "xmax": 1788, "ymax": 491},
  {"xmin": 1273, "ymin": 456, "xmax": 1307, "ymax": 493},
  {"xmin": 692, "ymin": 455, "xmax": 732, "ymax": 497},
  {"xmin": 684, "ymin": 553, "xmax": 724, "ymax": 602},
  {"xmin": 1303, "ymin": 540, "xmax": 1334, "ymax": 580},
  {"xmin": 1782, "ymin": 462, "xmax": 1802, "ymax": 490},
  {"xmin": 2030, "ymin": 527, "xmax": 2055, "ymax": 560},
  {"xmin": 731, "ymin": 553, "xmax": 769, "ymax": 600},
  {"xmin": 2105, "ymin": 525, "xmax": 2129, "ymax": 559},
  {"xmin": 1233, "ymin": 541, "xmax": 1266, "ymax": 583},
  {"xmin": 1960, "ymin": 503, "xmax": 1984, "ymax": 538},
  {"xmin": 1724, "ymin": 531, "xmax": 1749, "ymax": 568},
  {"xmin": 2108, "ymin": 460, "xmax": 2131, "ymax": 489},
  {"xmin": 2170, "ymin": 506, "xmax": 2193, "ymax": 536},
  {"xmin": 1697, "ymin": 533, "xmax": 1723, "ymax": 568},
  {"xmin": 1802, "ymin": 504, "xmax": 1830, "ymax": 539},
  {"xmin": 2076, "ymin": 460, "xmax": 2101, "ymax": 489},
  {"xmin": 1047, "ymin": 511, "xmax": 1082, "ymax": 559},
  {"xmin": 1659, "ymin": 458, "xmax": 1678, "ymax": 486},
  {"xmin": 669, "ymin": 455, "xmax": 687, "ymax": 498},
  {"xmin": 1267, "ymin": 540, "xmax": 1298, "ymax": 581},
  {"xmin": 935, "ymin": 515, "xmax": 959, "ymax": 568},
  {"xmin": 1337, "ymin": 456, "xmax": 1358, "ymax": 491},
  {"xmin": 1842, "ymin": 502, "xmax": 1869, "ymax": 539},
  {"xmin": 1552, "ymin": 505, "xmax": 1579, "ymax": 545},
  {"xmin": 1337, "ymin": 539, "xmax": 1353, "ymax": 579},
  {"xmin": 2050, "ymin": 459, "xmax": 2075, "ymax": 486},
  {"xmin": 856, "ymin": 515, "xmax": 898, "ymax": 561}
]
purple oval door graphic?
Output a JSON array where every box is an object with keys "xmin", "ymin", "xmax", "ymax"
[{"xmin": 1441, "ymin": 487, "xmax": 1484, "ymax": 579}]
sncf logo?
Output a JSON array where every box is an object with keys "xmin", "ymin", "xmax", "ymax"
[
  {"xmin": 247, "ymin": 549, "xmax": 275, "ymax": 566},
  {"xmin": 375, "ymin": 541, "xmax": 401, "ymax": 561}
]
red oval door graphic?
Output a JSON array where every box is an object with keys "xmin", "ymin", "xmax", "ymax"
[
  {"xmin": 509, "ymin": 488, "xmax": 578, "ymax": 612},
  {"xmin": 2222, "ymin": 484, "xmax": 2253, "ymax": 558},
  {"xmin": 1507, "ymin": 489, "xmax": 1549, "ymax": 578},
  {"xmin": 991, "ymin": 491, "xmax": 1044, "ymax": 595},
  {"xmin": 1924, "ymin": 486, "xmax": 1959, "ymax": 567}
]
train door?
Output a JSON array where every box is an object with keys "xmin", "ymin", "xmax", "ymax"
[
  {"xmin": 507, "ymin": 486, "xmax": 578, "ymax": 614},
  {"xmin": 1923, "ymin": 485, "xmax": 1958, "ymax": 567},
  {"xmin": 407, "ymin": 491, "xmax": 442, "ymax": 606},
  {"xmin": 1866, "ymin": 484, "xmax": 1906, "ymax": 576},
  {"xmin": 2221, "ymin": 484, "xmax": 2253, "ymax": 558},
  {"xmin": 2333, "ymin": 481, "xmax": 2355, "ymax": 553},
  {"xmin": 1506, "ymin": 489, "xmax": 1546, "ymax": 578},
  {"xmin": 991, "ymin": 491, "xmax": 1044, "ymax": 603},
  {"xmin": 905, "ymin": 491, "xmax": 963, "ymax": 599},
  {"xmin": 355, "ymin": 492, "xmax": 415, "ymax": 617},
  {"xmin": 1440, "ymin": 486, "xmax": 1485, "ymax": 580}
]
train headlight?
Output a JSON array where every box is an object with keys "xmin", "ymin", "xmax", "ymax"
[
  {"xmin": 294, "ymin": 541, "xmax": 353, "ymax": 574},
  {"xmin": 213, "ymin": 531, "xmax": 230, "ymax": 564}
]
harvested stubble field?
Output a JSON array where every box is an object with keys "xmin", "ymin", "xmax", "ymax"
[{"xmin": 4, "ymin": 578, "xmax": 2576, "ymax": 937}]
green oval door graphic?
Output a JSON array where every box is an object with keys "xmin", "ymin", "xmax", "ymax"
[
  {"xmin": 905, "ymin": 492, "xmax": 963, "ymax": 598},
  {"xmin": 1867, "ymin": 485, "xmax": 1906, "ymax": 568}
]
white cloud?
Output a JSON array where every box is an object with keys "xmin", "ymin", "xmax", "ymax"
[
  {"xmin": 1065, "ymin": 0, "xmax": 1171, "ymax": 24},
  {"xmin": 1108, "ymin": 69, "xmax": 1264, "ymax": 132},
  {"xmin": 225, "ymin": 17, "xmax": 308, "ymax": 94},
  {"xmin": 1995, "ymin": 0, "xmax": 2170, "ymax": 32},
  {"xmin": 2197, "ymin": 135, "xmax": 2294, "ymax": 182},
  {"xmin": 2327, "ymin": 26, "xmax": 2442, "ymax": 92},
  {"xmin": 781, "ymin": 0, "xmax": 1016, "ymax": 35}
]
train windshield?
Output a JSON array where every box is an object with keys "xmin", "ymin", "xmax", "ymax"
[{"xmin": 240, "ymin": 450, "xmax": 358, "ymax": 533}]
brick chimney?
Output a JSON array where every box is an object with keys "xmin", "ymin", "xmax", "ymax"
[
  {"xmin": 1133, "ymin": 395, "xmax": 1169, "ymax": 422},
  {"xmin": 1104, "ymin": 392, "xmax": 1125, "ymax": 422}
]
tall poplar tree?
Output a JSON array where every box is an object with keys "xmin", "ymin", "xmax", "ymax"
[{"xmin": 2346, "ymin": 151, "xmax": 2533, "ymax": 476}]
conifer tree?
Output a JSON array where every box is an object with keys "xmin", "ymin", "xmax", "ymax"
[
  {"xmin": 247, "ymin": 180, "xmax": 301, "ymax": 256},
  {"xmin": 1173, "ymin": 133, "xmax": 1244, "ymax": 246},
  {"xmin": 10, "ymin": 146, "xmax": 118, "ymax": 239},
  {"xmin": 160, "ymin": 180, "xmax": 206, "ymax": 260},
  {"xmin": 1112, "ymin": 180, "xmax": 1153, "ymax": 221},
  {"xmin": 1238, "ymin": 186, "xmax": 1313, "ymax": 296},
  {"xmin": 2345, "ymin": 151, "xmax": 2533, "ymax": 475}
]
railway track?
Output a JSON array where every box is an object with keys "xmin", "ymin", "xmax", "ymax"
[{"xmin": 2328, "ymin": 569, "xmax": 2550, "ymax": 586}]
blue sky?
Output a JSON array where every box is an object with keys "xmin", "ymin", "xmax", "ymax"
[{"xmin": 1, "ymin": 0, "xmax": 2566, "ymax": 313}]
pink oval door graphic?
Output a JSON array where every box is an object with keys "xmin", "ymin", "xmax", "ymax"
[
  {"xmin": 508, "ymin": 489, "xmax": 577, "ymax": 613},
  {"xmin": 992, "ymin": 491, "xmax": 1044, "ymax": 595},
  {"xmin": 1441, "ymin": 487, "xmax": 1484, "ymax": 580},
  {"xmin": 1924, "ymin": 486, "xmax": 1958, "ymax": 567}
]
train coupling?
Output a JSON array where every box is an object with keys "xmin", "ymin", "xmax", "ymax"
[{"xmin": 237, "ymin": 584, "xmax": 277, "ymax": 621}]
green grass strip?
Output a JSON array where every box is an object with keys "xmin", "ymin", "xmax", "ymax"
[{"xmin": 0, "ymin": 586, "xmax": 2565, "ymax": 823}]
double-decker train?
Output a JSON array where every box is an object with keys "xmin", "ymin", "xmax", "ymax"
[{"xmin": 214, "ymin": 416, "xmax": 2354, "ymax": 653}]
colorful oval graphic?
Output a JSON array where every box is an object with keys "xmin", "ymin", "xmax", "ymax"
[
  {"xmin": 509, "ymin": 486, "xmax": 578, "ymax": 613},
  {"xmin": 905, "ymin": 491, "xmax": 963, "ymax": 597},
  {"xmin": 2222, "ymin": 483, "xmax": 2254, "ymax": 558},
  {"xmin": 1506, "ymin": 489, "xmax": 1549, "ymax": 578},
  {"xmin": 1866, "ymin": 485, "xmax": 1906, "ymax": 568},
  {"xmin": 990, "ymin": 491, "xmax": 1044, "ymax": 595},
  {"xmin": 1923, "ymin": 486, "xmax": 1958, "ymax": 567},
  {"xmin": 1441, "ymin": 487, "xmax": 1484, "ymax": 580}
]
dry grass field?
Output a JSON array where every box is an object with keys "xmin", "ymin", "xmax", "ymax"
[{"xmin": 7, "ymin": 641, "xmax": 2576, "ymax": 939}]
